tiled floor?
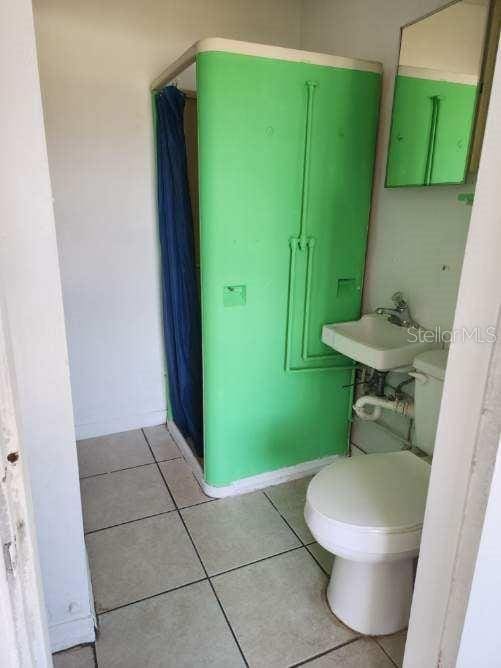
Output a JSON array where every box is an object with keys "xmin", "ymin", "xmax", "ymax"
[{"xmin": 54, "ymin": 426, "xmax": 406, "ymax": 667}]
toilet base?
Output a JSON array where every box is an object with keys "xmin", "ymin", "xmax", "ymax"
[{"xmin": 327, "ymin": 555, "xmax": 414, "ymax": 636}]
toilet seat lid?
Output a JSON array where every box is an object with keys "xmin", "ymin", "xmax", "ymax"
[{"xmin": 307, "ymin": 451, "xmax": 430, "ymax": 533}]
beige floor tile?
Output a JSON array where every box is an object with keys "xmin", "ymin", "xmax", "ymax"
[
  {"xmin": 80, "ymin": 464, "xmax": 174, "ymax": 532},
  {"xmin": 86, "ymin": 512, "xmax": 204, "ymax": 612},
  {"xmin": 306, "ymin": 638, "xmax": 394, "ymax": 667},
  {"xmin": 212, "ymin": 549, "xmax": 356, "ymax": 667},
  {"xmin": 264, "ymin": 476, "xmax": 313, "ymax": 543},
  {"xmin": 377, "ymin": 630, "xmax": 407, "ymax": 667},
  {"xmin": 52, "ymin": 645, "xmax": 95, "ymax": 668},
  {"xmin": 77, "ymin": 430, "xmax": 153, "ymax": 477},
  {"xmin": 158, "ymin": 458, "xmax": 210, "ymax": 508},
  {"xmin": 307, "ymin": 542, "xmax": 334, "ymax": 574},
  {"xmin": 143, "ymin": 424, "xmax": 181, "ymax": 461},
  {"xmin": 96, "ymin": 580, "xmax": 245, "ymax": 668},
  {"xmin": 181, "ymin": 492, "xmax": 300, "ymax": 575}
]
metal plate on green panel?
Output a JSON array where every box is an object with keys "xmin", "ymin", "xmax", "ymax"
[{"xmin": 223, "ymin": 285, "xmax": 246, "ymax": 307}]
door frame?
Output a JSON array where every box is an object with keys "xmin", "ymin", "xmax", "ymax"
[
  {"xmin": 0, "ymin": 297, "xmax": 52, "ymax": 667},
  {"xmin": 404, "ymin": 38, "xmax": 501, "ymax": 667}
]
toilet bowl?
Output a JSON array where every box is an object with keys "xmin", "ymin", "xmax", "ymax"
[
  {"xmin": 304, "ymin": 349, "xmax": 447, "ymax": 636},
  {"xmin": 305, "ymin": 450, "xmax": 430, "ymax": 635}
]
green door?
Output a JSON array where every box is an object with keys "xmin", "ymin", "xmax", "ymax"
[{"xmin": 197, "ymin": 51, "xmax": 380, "ymax": 487}]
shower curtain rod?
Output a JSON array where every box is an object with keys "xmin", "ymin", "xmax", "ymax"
[
  {"xmin": 150, "ymin": 38, "xmax": 382, "ymax": 93},
  {"xmin": 151, "ymin": 42, "xmax": 198, "ymax": 92}
]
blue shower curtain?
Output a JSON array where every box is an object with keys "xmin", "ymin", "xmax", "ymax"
[{"xmin": 154, "ymin": 86, "xmax": 203, "ymax": 456}]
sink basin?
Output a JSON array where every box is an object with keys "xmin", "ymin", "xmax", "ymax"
[{"xmin": 322, "ymin": 313, "xmax": 438, "ymax": 371}]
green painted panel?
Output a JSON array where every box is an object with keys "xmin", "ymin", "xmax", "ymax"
[
  {"xmin": 197, "ymin": 52, "xmax": 380, "ymax": 486},
  {"xmin": 386, "ymin": 75, "xmax": 478, "ymax": 187}
]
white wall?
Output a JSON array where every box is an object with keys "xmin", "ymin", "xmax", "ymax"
[
  {"xmin": 301, "ymin": 0, "xmax": 478, "ymax": 454},
  {"xmin": 0, "ymin": 0, "xmax": 93, "ymax": 652},
  {"xmin": 33, "ymin": 0, "xmax": 302, "ymax": 440}
]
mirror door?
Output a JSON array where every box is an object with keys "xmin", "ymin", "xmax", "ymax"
[{"xmin": 386, "ymin": 0, "xmax": 491, "ymax": 187}]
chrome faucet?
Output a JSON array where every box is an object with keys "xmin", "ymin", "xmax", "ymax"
[{"xmin": 376, "ymin": 292, "xmax": 419, "ymax": 328}]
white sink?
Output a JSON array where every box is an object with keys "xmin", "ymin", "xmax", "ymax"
[{"xmin": 322, "ymin": 313, "xmax": 438, "ymax": 371}]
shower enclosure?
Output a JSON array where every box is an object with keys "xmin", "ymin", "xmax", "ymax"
[{"xmin": 152, "ymin": 39, "xmax": 381, "ymax": 493}]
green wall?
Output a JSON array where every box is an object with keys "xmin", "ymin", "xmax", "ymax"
[
  {"xmin": 197, "ymin": 51, "xmax": 380, "ymax": 486},
  {"xmin": 386, "ymin": 75, "xmax": 478, "ymax": 187}
]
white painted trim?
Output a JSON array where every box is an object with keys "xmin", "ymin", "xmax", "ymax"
[
  {"xmin": 151, "ymin": 37, "xmax": 382, "ymax": 90},
  {"xmin": 166, "ymin": 419, "xmax": 204, "ymax": 480},
  {"xmin": 457, "ymin": 437, "xmax": 501, "ymax": 666},
  {"xmin": 0, "ymin": 299, "xmax": 52, "ymax": 666},
  {"xmin": 398, "ymin": 65, "xmax": 479, "ymax": 85},
  {"xmin": 85, "ymin": 548, "xmax": 97, "ymax": 632},
  {"xmin": 167, "ymin": 420, "xmax": 341, "ymax": 498},
  {"xmin": 48, "ymin": 614, "xmax": 95, "ymax": 653},
  {"xmin": 75, "ymin": 409, "xmax": 167, "ymax": 440},
  {"xmin": 201, "ymin": 453, "xmax": 343, "ymax": 498}
]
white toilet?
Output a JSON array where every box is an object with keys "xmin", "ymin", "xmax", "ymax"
[{"xmin": 304, "ymin": 349, "xmax": 447, "ymax": 636}]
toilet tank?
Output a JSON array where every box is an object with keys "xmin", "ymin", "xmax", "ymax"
[{"xmin": 413, "ymin": 349, "xmax": 449, "ymax": 456}]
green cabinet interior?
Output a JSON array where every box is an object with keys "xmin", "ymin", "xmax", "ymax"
[
  {"xmin": 386, "ymin": 74, "xmax": 478, "ymax": 187},
  {"xmin": 196, "ymin": 51, "xmax": 381, "ymax": 487}
]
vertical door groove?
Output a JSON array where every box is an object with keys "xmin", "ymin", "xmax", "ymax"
[
  {"xmin": 284, "ymin": 81, "xmax": 344, "ymax": 371},
  {"xmin": 424, "ymin": 95, "xmax": 442, "ymax": 184}
]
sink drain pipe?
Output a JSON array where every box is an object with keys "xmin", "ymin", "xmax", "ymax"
[{"xmin": 353, "ymin": 395, "xmax": 414, "ymax": 422}]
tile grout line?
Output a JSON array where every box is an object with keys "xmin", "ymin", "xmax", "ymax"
[
  {"xmin": 233, "ymin": 488, "xmax": 331, "ymax": 579},
  {"xmin": 288, "ymin": 637, "xmax": 361, "ymax": 667},
  {"xmin": 374, "ymin": 638, "xmax": 400, "ymax": 668},
  {"xmin": 161, "ymin": 423, "xmax": 212, "ymax": 503},
  {"xmin": 209, "ymin": 544, "xmax": 305, "ymax": 579},
  {"xmin": 349, "ymin": 439, "xmax": 368, "ymax": 455},
  {"xmin": 141, "ymin": 429, "xmax": 250, "ymax": 668},
  {"xmin": 189, "ymin": 468, "xmax": 209, "ymax": 498},
  {"xmin": 52, "ymin": 642, "xmax": 99, "ymax": 666},
  {"xmin": 304, "ymin": 544, "xmax": 330, "ymax": 577},
  {"xmin": 178, "ymin": 513, "xmax": 250, "ymax": 668},
  {"xmin": 262, "ymin": 490, "xmax": 363, "ymax": 662},
  {"xmin": 84, "ymin": 508, "xmax": 178, "ymax": 535},
  {"xmin": 141, "ymin": 429, "xmax": 181, "ymax": 511},
  {"xmin": 84, "ymin": 495, "xmax": 215, "ymax": 536},
  {"xmin": 141, "ymin": 427, "xmax": 213, "ymax": 510},
  {"xmin": 79, "ymin": 456, "xmax": 184, "ymax": 480},
  {"xmin": 262, "ymin": 489, "xmax": 310, "ymax": 546},
  {"xmin": 97, "ymin": 577, "xmax": 209, "ymax": 616}
]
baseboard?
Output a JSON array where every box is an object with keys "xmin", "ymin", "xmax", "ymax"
[
  {"xmin": 85, "ymin": 545, "xmax": 97, "ymax": 631},
  {"xmin": 75, "ymin": 409, "xmax": 168, "ymax": 440},
  {"xmin": 166, "ymin": 419, "xmax": 341, "ymax": 498},
  {"xmin": 200, "ymin": 454, "xmax": 342, "ymax": 498},
  {"xmin": 49, "ymin": 614, "xmax": 95, "ymax": 653},
  {"xmin": 167, "ymin": 420, "xmax": 204, "ymax": 478}
]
